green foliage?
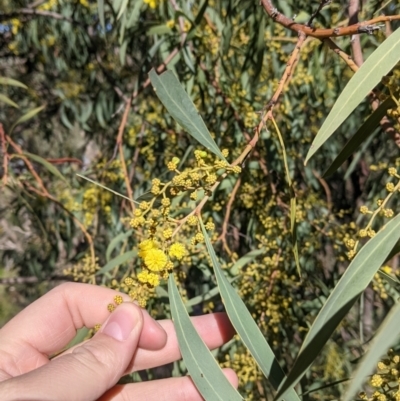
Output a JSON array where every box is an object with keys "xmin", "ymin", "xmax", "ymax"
[{"xmin": 1, "ymin": 0, "xmax": 400, "ymax": 400}]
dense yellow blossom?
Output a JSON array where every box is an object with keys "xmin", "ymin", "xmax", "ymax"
[
  {"xmin": 144, "ymin": 249, "xmax": 168, "ymax": 271},
  {"xmin": 168, "ymin": 243, "xmax": 186, "ymax": 260}
]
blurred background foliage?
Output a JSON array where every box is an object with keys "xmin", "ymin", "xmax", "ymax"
[{"xmin": 0, "ymin": 0, "xmax": 400, "ymax": 399}]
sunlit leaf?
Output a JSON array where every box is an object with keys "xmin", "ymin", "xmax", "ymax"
[
  {"xmin": 275, "ymin": 213, "xmax": 400, "ymax": 400},
  {"xmin": 117, "ymin": 0, "xmax": 129, "ymax": 20},
  {"xmin": 200, "ymin": 221, "xmax": 301, "ymax": 401},
  {"xmin": 168, "ymin": 274, "xmax": 243, "ymax": 401},
  {"xmin": 305, "ymin": 27, "xmax": 400, "ymax": 163},
  {"xmin": 97, "ymin": 0, "xmax": 105, "ymax": 30},
  {"xmin": 149, "ymin": 69, "xmax": 226, "ymax": 160}
]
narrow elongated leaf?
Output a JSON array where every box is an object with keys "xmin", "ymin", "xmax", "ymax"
[
  {"xmin": 0, "ymin": 77, "xmax": 27, "ymax": 89},
  {"xmin": 324, "ymin": 97, "xmax": 396, "ymax": 177},
  {"xmin": 385, "ymin": 239, "xmax": 400, "ymax": 263},
  {"xmin": 0, "ymin": 94, "xmax": 19, "ymax": 108},
  {"xmin": 97, "ymin": 0, "xmax": 105, "ymax": 30},
  {"xmin": 229, "ymin": 248, "xmax": 265, "ymax": 275},
  {"xmin": 149, "ymin": 69, "xmax": 226, "ymax": 160},
  {"xmin": 290, "ymin": 197, "xmax": 301, "ymax": 277},
  {"xmin": 10, "ymin": 105, "xmax": 45, "ymax": 133},
  {"xmin": 343, "ymin": 301, "xmax": 400, "ymax": 401},
  {"xmin": 22, "ymin": 152, "xmax": 68, "ymax": 183},
  {"xmin": 305, "ymin": 27, "xmax": 400, "ymax": 163},
  {"xmin": 77, "ymin": 174, "xmax": 138, "ymax": 204},
  {"xmin": 96, "ymin": 250, "xmax": 137, "ymax": 275},
  {"xmin": 376, "ymin": 269, "xmax": 400, "ymax": 290},
  {"xmin": 275, "ymin": 213, "xmax": 400, "ymax": 400},
  {"xmin": 106, "ymin": 230, "xmax": 133, "ymax": 262},
  {"xmin": 168, "ymin": 274, "xmax": 243, "ymax": 401},
  {"xmin": 200, "ymin": 221, "xmax": 300, "ymax": 401},
  {"xmin": 117, "ymin": 0, "xmax": 129, "ymax": 20},
  {"xmin": 127, "ymin": 0, "xmax": 143, "ymax": 28}
]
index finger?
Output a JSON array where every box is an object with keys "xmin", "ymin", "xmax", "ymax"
[{"xmin": 0, "ymin": 283, "xmax": 166, "ymax": 376}]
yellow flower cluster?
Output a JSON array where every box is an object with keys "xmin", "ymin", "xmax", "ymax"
[
  {"xmin": 123, "ymin": 239, "xmax": 187, "ymax": 306},
  {"xmin": 63, "ymin": 254, "xmax": 99, "ymax": 283},
  {"xmin": 38, "ymin": 0, "xmax": 57, "ymax": 11},
  {"xmin": 144, "ymin": 0, "xmax": 158, "ymax": 9},
  {"xmin": 358, "ymin": 349, "xmax": 400, "ymax": 400}
]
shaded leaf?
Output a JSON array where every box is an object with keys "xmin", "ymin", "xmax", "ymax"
[
  {"xmin": 275, "ymin": 213, "xmax": 400, "ymax": 400},
  {"xmin": 200, "ymin": 221, "xmax": 300, "ymax": 401},
  {"xmin": 324, "ymin": 97, "xmax": 396, "ymax": 178},
  {"xmin": 97, "ymin": 250, "xmax": 137, "ymax": 275},
  {"xmin": 168, "ymin": 274, "xmax": 243, "ymax": 401},
  {"xmin": 229, "ymin": 248, "xmax": 265, "ymax": 275},
  {"xmin": 22, "ymin": 152, "xmax": 68, "ymax": 183},
  {"xmin": 306, "ymin": 27, "xmax": 400, "ymax": 163},
  {"xmin": 10, "ymin": 105, "xmax": 45, "ymax": 133},
  {"xmin": 106, "ymin": 230, "xmax": 133, "ymax": 262},
  {"xmin": 0, "ymin": 77, "xmax": 27, "ymax": 89},
  {"xmin": 0, "ymin": 94, "xmax": 19, "ymax": 108},
  {"xmin": 343, "ymin": 302, "xmax": 400, "ymax": 401},
  {"xmin": 149, "ymin": 69, "xmax": 226, "ymax": 160}
]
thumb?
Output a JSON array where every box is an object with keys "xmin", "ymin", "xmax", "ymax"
[{"xmin": 4, "ymin": 302, "xmax": 143, "ymax": 401}]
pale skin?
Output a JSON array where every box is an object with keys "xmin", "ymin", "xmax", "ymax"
[{"xmin": 0, "ymin": 282, "xmax": 238, "ymax": 401}]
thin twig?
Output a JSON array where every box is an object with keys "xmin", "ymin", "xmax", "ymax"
[
  {"xmin": 260, "ymin": 0, "xmax": 400, "ymax": 38},
  {"xmin": 308, "ymin": 0, "xmax": 331, "ymax": 27},
  {"xmin": 7, "ymin": 135, "xmax": 50, "ymax": 196},
  {"xmin": 217, "ymin": 177, "xmax": 241, "ymax": 255},
  {"xmin": 115, "ymin": 97, "xmax": 135, "ymax": 214},
  {"xmin": 0, "ymin": 124, "xmax": 8, "ymax": 187},
  {"xmin": 323, "ymin": 38, "xmax": 359, "ymax": 72}
]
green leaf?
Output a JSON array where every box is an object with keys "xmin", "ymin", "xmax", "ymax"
[
  {"xmin": 229, "ymin": 248, "xmax": 265, "ymax": 275},
  {"xmin": 385, "ymin": 239, "xmax": 400, "ymax": 263},
  {"xmin": 323, "ymin": 97, "xmax": 396, "ymax": 178},
  {"xmin": 376, "ymin": 269, "xmax": 400, "ymax": 290},
  {"xmin": 147, "ymin": 25, "xmax": 172, "ymax": 35},
  {"xmin": 22, "ymin": 152, "xmax": 68, "ymax": 183},
  {"xmin": 194, "ymin": 0, "xmax": 209, "ymax": 26},
  {"xmin": 275, "ymin": 213, "xmax": 400, "ymax": 400},
  {"xmin": 0, "ymin": 94, "xmax": 19, "ymax": 108},
  {"xmin": 343, "ymin": 301, "xmax": 400, "ymax": 401},
  {"xmin": 106, "ymin": 230, "xmax": 133, "ymax": 262},
  {"xmin": 149, "ymin": 69, "xmax": 226, "ymax": 160},
  {"xmin": 305, "ymin": 27, "xmax": 400, "ymax": 163},
  {"xmin": 116, "ymin": 0, "xmax": 129, "ymax": 20},
  {"xmin": 127, "ymin": 0, "xmax": 143, "ymax": 28},
  {"xmin": 0, "ymin": 77, "xmax": 27, "ymax": 89},
  {"xmin": 77, "ymin": 174, "xmax": 139, "ymax": 204},
  {"xmin": 200, "ymin": 221, "xmax": 300, "ymax": 401},
  {"xmin": 97, "ymin": 0, "xmax": 105, "ymax": 30},
  {"xmin": 97, "ymin": 250, "xmax": 137, "ymax": 275},
  {"xmin": 10, "ymin": 105, "xmax": 45, "ymax": 133},
  {"xmin": 168, "ymin": 274, "xmax": 243, "ymax": 401},
  {"xmin": 290, "ymin": 197, "xmax": 301, "ymax": 277}
]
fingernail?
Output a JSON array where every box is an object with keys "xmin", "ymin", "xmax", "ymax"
[{"xmin": 101, "ymin": 304, "xmax": 139, "ymax": 342}]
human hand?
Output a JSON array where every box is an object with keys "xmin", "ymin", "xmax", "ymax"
[{"xmin": 0, "ymin": 282, "xmax": 237, "ymax": 401}]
